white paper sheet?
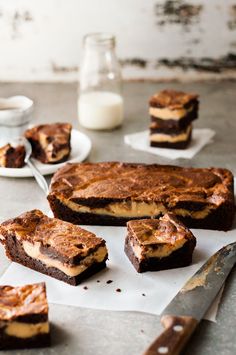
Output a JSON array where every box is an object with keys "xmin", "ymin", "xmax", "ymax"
[
  {"xmin": 124, "ymin": 129, "xmax": 215, "ymax": 159},
  {"xmin": 0, "ymin": 224, "xmax": 235, "ymax": 322}
]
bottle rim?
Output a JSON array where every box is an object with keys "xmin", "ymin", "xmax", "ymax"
[{"xmin": 83, "ymin": 33, "xmax": 115, "ymax": 47}]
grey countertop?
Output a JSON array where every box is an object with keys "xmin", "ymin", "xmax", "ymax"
[{"xmin": 0, "ymin": 81, "xmax": 236, "ymax": 355}]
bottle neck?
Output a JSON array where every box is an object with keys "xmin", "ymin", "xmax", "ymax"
[
  {"xmin": 80, "ymin": 32, "xmax": 122, "ymax": 94},
  {"xmin": 83, "ymin": 33, "xmax": 115, "ymax": 52}
]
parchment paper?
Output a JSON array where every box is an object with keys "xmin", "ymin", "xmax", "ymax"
[
  {"xmin": 124, "ymin": 129, "xmax": 215, "ymax": 159},
  {"xmin": 1, "ymin": 224, "xmax": 235, "ymax": 322}
]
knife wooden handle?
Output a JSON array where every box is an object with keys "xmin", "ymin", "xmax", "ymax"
[{"xmin": 143, "ymin": 315, "xmax": 198, "ymax": 355}]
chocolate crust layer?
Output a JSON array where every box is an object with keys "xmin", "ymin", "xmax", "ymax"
[
  {"xmin": 48, "ymin": 193, "xmax": 235, "ymax": 231},
  {"xmin": 0, "ymin": 332, "xmax": 50, "ymax": 350},
  {"xmin": 124, "ymin": 235, "xmax": 196, "ymax": 273},
  {"xmin": 3, "ymin": 234, "xmax": 107, "ymax": 286}
]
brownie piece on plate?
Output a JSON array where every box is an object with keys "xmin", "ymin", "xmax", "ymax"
[
  {"xmin": 125, "ymin": 213, "xmax": 196, "ymax": 273},
  {"xmin": 149, "ymin": 89, "xmax": 198, "ymax": 149},
  {"xmin": 0, "ymin": 210, "xmax": 108, "ymax": 285},
  {"xmin": 48, "ymin": 162, "xmax": 235, "ymax": 231},
  {"xmin": 0, "ymin": 143, "xmax": 25, "ymax": 168},
  {"xmin": 24, "ymin": 123, "xmax": 72, "ymax": 164},
  {"xmin": 0, "ymin": 282, "xmax": 50, "ymax": 350}
]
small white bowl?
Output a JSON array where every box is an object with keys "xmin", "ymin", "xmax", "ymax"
[{"xmin": 0, "ymin": 96, "xmax": 34, "ymax": 143}]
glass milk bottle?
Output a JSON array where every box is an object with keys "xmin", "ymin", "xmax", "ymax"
[{"xmin": 78, "ymin": 33, "xmax": 123, "ymax": 130}]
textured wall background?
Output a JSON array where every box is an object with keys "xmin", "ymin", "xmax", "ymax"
[{"xmin": 0, "ymin": 0, "xmax": 236, "ymax": 82}]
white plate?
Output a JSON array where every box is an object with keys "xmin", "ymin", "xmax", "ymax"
[{"xmin": 0, "ymin": 129, "xmax": 92, "ymax": 177}]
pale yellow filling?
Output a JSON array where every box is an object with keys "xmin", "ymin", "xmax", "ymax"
[
  {"xmin": 46, "ymin": 148, "xmax": 69, "ymax": 162},
  {"xmin": 149, "ymin": 106, "xmax": 193, "ymax": 120},
  {"xmin": 173, "ymin": 207, "xmax": 211, "ymax": 219},
  {"xmin": 22, "ymin": 241, "xmax": 107, "ymax": 277},
  {"xmin": 61, "ymin": 199, "xmax": 167, "ymax": 218},
  {"xmin": 5, "ymin": 321, "xmax": 49, "ymax": 339},
  {"xmin": 58, "ymin": 197, "xmax": 213, "ymax": 219},
  {"xmin": 132, "ymin": 238, "xmax": 187, "ymax": 260},
  {"xmin": 150, "ymin": 125, "xmax": 191, "ymax": 143},
  {"xmin": 39, "ymin": 134, "xmax": 69, "ymax": 162},
  {"xmin": 0, "ymin": 155, "xmax": 6, "ymax": 167}
]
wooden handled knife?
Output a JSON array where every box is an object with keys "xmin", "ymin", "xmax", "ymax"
[{"xmin": 143, "ymin": 242, "xmax": 236, "ymax": 355}]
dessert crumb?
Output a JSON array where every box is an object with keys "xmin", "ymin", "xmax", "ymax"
[
  {"xmin": 141, "ymin": 329, "xmax": 144, "ymax": 333},
  {"xmin": 106, "ymin": 280, "xmax": 113, "ymax": 284},
  {"xmin": 116, "ymin": 288, "xmax": 121, "ymax": 293},
  {"xmin": 96, "ymin": 280, "xmax": 100, "ymax": 283},
  {"xmin": 142, "ymin": 293, "xmax": 146, "ymax": 297},
  {"xmin": 83, "ymin": 286, "xmax": 88, "ymax": 290}
]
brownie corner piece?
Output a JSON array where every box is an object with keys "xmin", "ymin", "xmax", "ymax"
[
  {"xmin": 0, "ymin": 282, "xmax": 50, "ymax": 350},
  {"xmin": 125, "ymin": 213, "xmax": 196, "ymax": 273},
  {"xmin": 24, "ymin": 122, "xmax": 72, "ymax": 164},
  {"xmin": 0, "ymin": 209, "xmax": 108, "ymax": 286}
]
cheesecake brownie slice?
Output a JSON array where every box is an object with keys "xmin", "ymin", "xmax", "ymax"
[
  {"xmin": 0, "ymin": 143, "xmax": 25, "ymax": 168},
  {"xmin": 150, "ymin": 124, "xmax": 192, "ymax": 149},
  {"xmin": 48, "ymin": 162, "xmax": 235, "ymax": 230},
  {"xmin": 149, "ymin": 89, "xmax": 198, "ymax": 149},
  {"xmin": 125, "ymin": 214, "xmax": 196, "ymax": 273},
  {"xmin": 24, "ymin": 123, "xmax": 72, "ymax": 164},
  {"xmin": 0, "ymin": 283, "xmax": 50, "ymax": 350},
  {"xmin": 0, "ymin": 210, "xmax": 108, "ymax": 285}
]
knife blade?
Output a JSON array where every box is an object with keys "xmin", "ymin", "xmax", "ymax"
[{"xmin": 143, "ymin": 241, "xmax": 236, "ymax": 355}]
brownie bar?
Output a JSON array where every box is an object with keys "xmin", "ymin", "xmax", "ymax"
[
  {"xmin": 24, "ymin": 123, "xmax": 72, "ymax": 164},
  {"xmin": 124, "ymin": 233, "xmax": 195, "ymax": 273},
  {"xmin": 125, "ymin": 214, "xmax": 196, "ymax": 273},
  {"xmin": 150, "ymin": 104, "xmax": 198, "ymax": 132},
  {"xmin": 0, "ymin": 144, "xmax": 25, "ymax": 168},
  {"xmin": 0, "ymin": 283, "xmax": 50, "ymax": 350},
  {"xmin": 0, "ymin": 210, "xmax": 108, "ymax": 285},
  {"xmin": 150, "ymin": 127, "xmax": 192, "ymax": 149},
  {"xmin": 48, "ymin": 162, "xmax": 235, "ymax": 231}
]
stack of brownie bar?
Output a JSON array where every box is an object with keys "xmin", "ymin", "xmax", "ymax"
[{"xmin": 149, "ymin": 89, "xmax": 199, "ymax": 149}]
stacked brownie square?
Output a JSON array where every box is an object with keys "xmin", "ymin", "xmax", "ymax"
[{"xmin": 149, "ymin": 89, "xmax": 199, "ymax": 149}]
